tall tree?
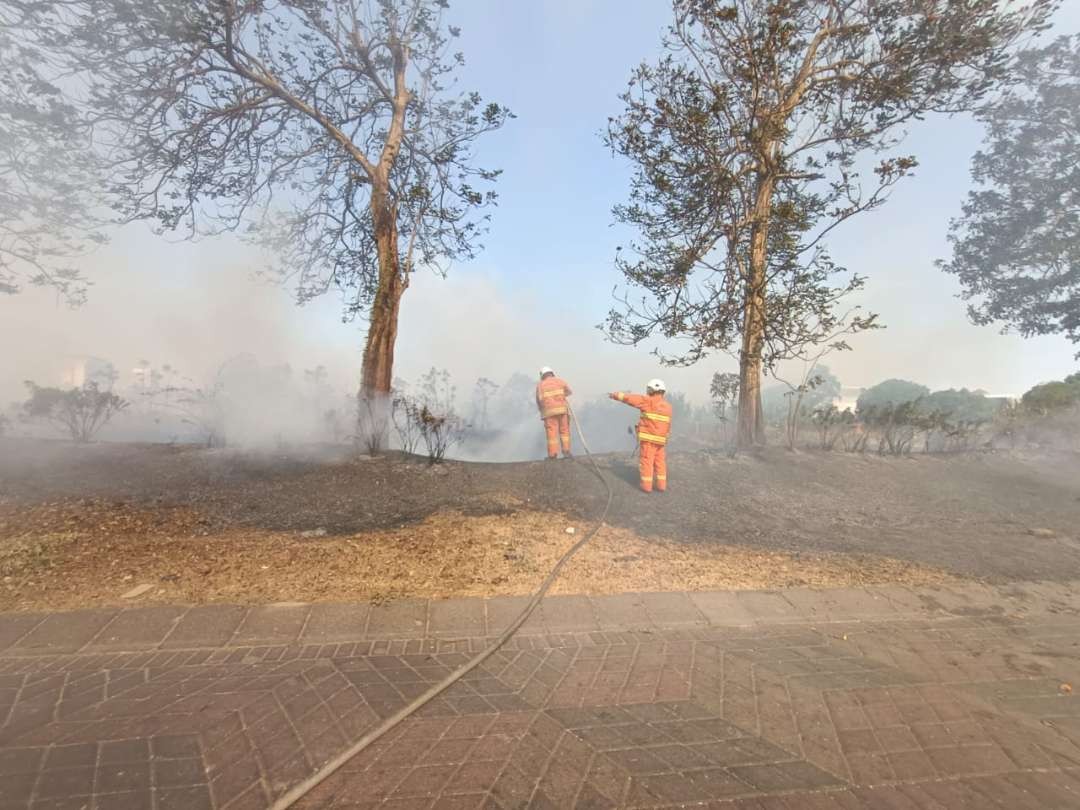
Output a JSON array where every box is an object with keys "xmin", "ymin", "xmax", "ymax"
[
  {"xmin": 940, "ymin": 34, "xmax": 1080, "ymax": 350},
  {"xmin": 606, "ymin": 0, "xmax": 1053, "ymax": 448},
  {"xmin": 856, "ymin": 379, "xmax": 930, "ymax": 412},
  {"xmin": 0, "ymin": 3, "xmax": 106, "ymax": 303},
  {"xmin": 13, "ymin": 0, "xmax": 510, "ymax": 424}
]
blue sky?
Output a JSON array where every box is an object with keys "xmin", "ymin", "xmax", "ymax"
[
  {"xmin": 2, "ymin": 1, "xmax": 1078, "ymax": 405},
  {"xmin": 410, "ymin": 0, "xmax": 1080, "ymax": 398}
]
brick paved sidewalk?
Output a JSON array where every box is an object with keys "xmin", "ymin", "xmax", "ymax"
[{"xmin": 2, "ymin": 581, "xmax": 1080, "ymax": 809}]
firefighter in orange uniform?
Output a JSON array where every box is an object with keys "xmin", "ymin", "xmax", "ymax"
[
  {"xmin": 610, "ymin": 379, "xmax": 672, "ymax": 492},
  {"xmin": 536, "ymin": 367, "xmax": 573, "ymax": 460}
]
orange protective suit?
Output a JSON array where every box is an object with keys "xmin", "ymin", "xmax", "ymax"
[
  {"xmin": 536, "ymin": 375, "xmax": 573, "ymax": 458},
  {"xmin": 611, "ymin": 391, "xmax": 672, "ymax": 492}
]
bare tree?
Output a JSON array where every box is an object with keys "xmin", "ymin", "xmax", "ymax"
[
  {"xmin": 710, "ymin": 371, "xmax": 739, "ymax": 445},
  {"xmin": 775, "ymin": 364, "xmax": 832, "ymax": 451},
  {"xmin": 606, "ymin": 0, "xmax": 1053, "ymax": 449},
  {"xmin": 471, "ymin": 377, "xmax": 499, "ymax": 431},
  {"xmin": 770, "ymin": 313, "xmax": 856, "ymax": 450},
  {"xmin": 150, "ymin": 372, "xmax": 228, "ymax": 448},
  {"xmin": 391, "ymin": 392, "xmax": 422, "ymax": 455},
  {"xmin": 13, "ymin": 1, "xmax": 510, "ymax": 436}
]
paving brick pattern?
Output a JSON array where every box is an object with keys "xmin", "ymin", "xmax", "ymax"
[{"xmin": 1, "ymin": 583, "xmax": 1080, "ymax": 808}]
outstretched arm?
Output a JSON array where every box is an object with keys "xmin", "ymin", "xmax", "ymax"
[{"xmin": 610, "ymin": 392, "xmax": 647, "ymax": 409}]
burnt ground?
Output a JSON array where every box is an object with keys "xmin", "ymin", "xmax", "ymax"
[{"xmin": 2, "ymin": 437, "xmax": 1080, "ymax": 583}]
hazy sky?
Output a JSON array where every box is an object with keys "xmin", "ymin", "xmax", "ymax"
[{"xmin": 3, "ymin": 1, "xmax": 1079, "ymax": 407}]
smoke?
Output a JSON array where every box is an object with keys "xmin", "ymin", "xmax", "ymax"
[
  {"xmin": 0, "ymin": 230, "xmax": 361, "ymax": 448},
  {"xmin": 2, "ymin": 79, "xmax": 1080, "ymax": 460},
  {"xmin": 2, "ymin": 216, "xmax": 1077, "ymax": 458}
]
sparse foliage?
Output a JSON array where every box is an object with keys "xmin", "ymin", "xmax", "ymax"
[
  {"xmin": 159, "ymin": 378, "xmax": 228, "ymax": 448},
  {"xmin": 812, "ymin": 404, "xmax": 856, "ymax": 451},
  {"xmin": 22, "ymin": 381, "xmax": 128, "ymax": 442},
  {"xmin": 0, "ymin": 3, "xmax": 107, "ymax": 302},
  {"xmin": 10, "ymin": 0, "xmax": 511, "ymax": 411},
  {"xmin": 490, "ymin": 373, "xmax": 535, "ymax": 427},
  {"xmin": 392, "ymin": 368, "xmax": 468, "ymax": 462},
  {"xmin": 769, "ymin": 362, "xmax": 842, "ymax": 450},
  {"xmin": 391, "ymin": 392, "xmax": 422, "ymax": 455},
  {"xmin": 861, "ymin": 402, "xmax": 919, "ymax": 457},
  {"xmin": 780, "ymin": 370, "xmax": 836, "ymax": 451},
  {"xmin": 416, "ymin": 403, "xmax": 467, "ymax": 463},
  {"xmin": 605, "ymin": 0, "xmax": 1050, "ymax": 448},
  {"xmin": 941, "ymin": 35, "xmax": 1080, "ymax": 351},
  {"xmin": 710, "ymin": 372, "xmax": 740, "ymax": 423},
  {"xmin": 471, "ymin": 377, "xmax": 499, "ymax": 431},
  {"xmin": 852, "ymin": 392, "xmax": 1000, "ymax": 456},
  {"xmin": 419, "ymin": 368, "xmax": 456, "ymax": 416}
]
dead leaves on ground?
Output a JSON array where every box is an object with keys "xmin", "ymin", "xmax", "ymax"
[{"xmin": 1, "ymin": 497, "xmax": 961, "ymax": 612}]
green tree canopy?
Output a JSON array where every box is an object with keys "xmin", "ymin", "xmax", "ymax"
[
  {"xmin": 856, "ymin": 380, "xmax": 930, "ymax": 413},
  {"xmin": 922, "ymin": 389, "xmax": 1002, "ymax": 422},
  {"xmin": 1022, "ymin": 377, "xmax": 1080, "ymax": 413},
  {"xmin": 940, "ymin": 34, "xmax": 1080, "ymax": 350}
]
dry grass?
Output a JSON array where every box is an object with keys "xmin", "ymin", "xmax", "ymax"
[{"xmin": 0, "ymin": 498, "xmax": 961, "ymax": 611}]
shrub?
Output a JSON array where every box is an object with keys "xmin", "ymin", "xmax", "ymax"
[
  {"xmin": 812, "ymin": 404, "xmax": 857, "ymax": 451},
  {"xmin": 391, "ymin": 393, "xmax": 421, "ymax": 455},
  {"xmin": 417, "ymin": 404, "xmax": 467, "ymax": 463},
  {"xmin": 22, "ymin": 381, "xmax": 128, "ymax": 442},
  {"xmin": 392, "ymin": 369, "xmax": 469, "ymax": 462}
]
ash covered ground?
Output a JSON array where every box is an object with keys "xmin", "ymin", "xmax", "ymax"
[{"xmin": 2, "ymin": 438, "xmax": 1079, "ymax": 587}]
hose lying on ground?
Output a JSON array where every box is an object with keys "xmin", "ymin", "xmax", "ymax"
[{"xmin": 270, "ymin": 402, "xmax": 613, "ymax": 809}]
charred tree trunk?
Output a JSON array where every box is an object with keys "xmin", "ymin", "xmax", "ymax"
[
  {"xmin": 357, "ymin": 39, "xmax": 411, "ymax": 452},
  {"xmin": 736, "ymin": 306, "xmax": 765, "ymax": 447},
  {"xmin": 358, "ymin": 190, "xmax": 404, "ymax": 451},
  {"xmin": 736, "ymin": 171, "xmax": 774, "ymax": 448},
  {"xmin": 360, "ymin": 201, "xmax": 403, "ymax": 397}
]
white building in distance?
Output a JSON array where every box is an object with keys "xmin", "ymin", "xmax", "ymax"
[{"xmin": 59, "ymin": 356, "xmax": 117, "ymax": 390}]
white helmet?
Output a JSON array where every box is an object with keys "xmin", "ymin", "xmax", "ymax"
[
  {"xmin": 539, "ymin": 366, "xmax": 554, "ymax": 377},
  {"xmin": 647, "ymin": 378, "xmax": 666, "ymax": 393}
]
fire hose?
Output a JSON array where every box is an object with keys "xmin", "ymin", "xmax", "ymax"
[{"xmin": 270, "ymin": 400, "xmax": 613, "ymax": 809}]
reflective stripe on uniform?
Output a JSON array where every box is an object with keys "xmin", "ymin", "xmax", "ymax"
[
  {"xmin": 616, "ymin": 392, "xmax": 626, "ymax": 401},
  {"xmin": 638, "ymin": 431, "xmax": 667, "ymax": 444},
  {"xmin": 541, "ymin": 388, "xmax": 566, "ymax": 398},
  {"xmin": 543, "ymin": 407, "xmax": 568, "ymax": 417},
  {"xmin": 643, "ymin": 412, "xmax": 670, "ymax": 422},
  {"xmin": 656, "ymin": 475, "xmax": 667, "ymax": 481}
]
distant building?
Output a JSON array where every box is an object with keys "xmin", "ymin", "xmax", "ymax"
[
  {"xmin": 832, "ymin": 386, "xmax": 863, "ymax": 413},
  {"xmin": 60, "ymin": 356, "xmax": 117, "ymax": 390}
]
